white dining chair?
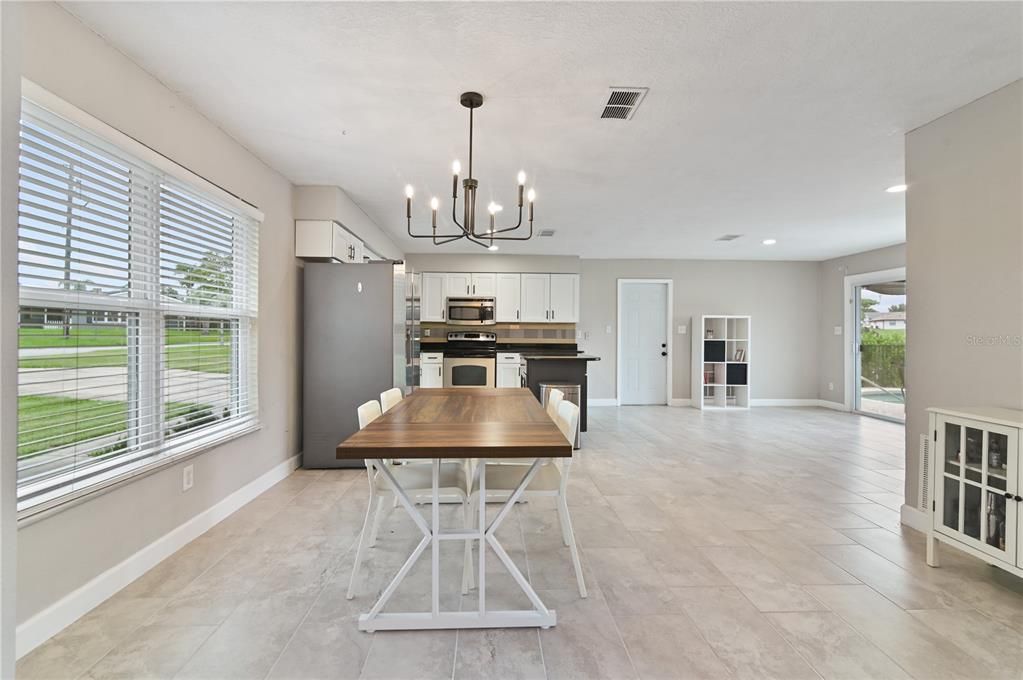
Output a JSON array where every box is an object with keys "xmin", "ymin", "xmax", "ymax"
[
  {"xmin": 380, "ymin": 387, "xmax": 403, "ymax": 413},
  {"xmin": 466, "ymin": 399, "xmax": 587, "ymax": 598},
  {"xmin": 347, "ymin": 399, "xmax": 475, "ymax": 599},
  {"xmin": 545, "ymin": 388, "xmax": 564, "ymax": 420}
]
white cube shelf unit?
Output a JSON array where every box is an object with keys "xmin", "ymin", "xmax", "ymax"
[
  {"xmin": 926, "ymin": 406, "xmax": 1023, "ymax": 578},
  {"xmin": 691, "ymin": 315, "xmax": 750, "ymax": 409}
]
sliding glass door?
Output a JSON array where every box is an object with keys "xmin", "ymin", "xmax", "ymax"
[{"xmin": 854, "ymin": 279, "xmax": 906, "ymax": 422}]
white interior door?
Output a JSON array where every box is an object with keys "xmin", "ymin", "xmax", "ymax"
[{"xmin": 619, "ymin": 282, "xmax": 668, "ymax": 405}]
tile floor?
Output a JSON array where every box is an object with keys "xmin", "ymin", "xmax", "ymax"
[{"xmin": 17, "ymin": 406, "xmax": 1023, "ymax": 680}]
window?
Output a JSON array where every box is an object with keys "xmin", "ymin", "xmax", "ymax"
[{"xmin": 16, "ymin": 95, "xmax": 260, "ymax": 513}]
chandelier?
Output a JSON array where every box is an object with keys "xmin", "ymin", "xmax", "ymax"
[{"xmin": 405, "ymin": 91, "xmax": 535, "ymax": 251}]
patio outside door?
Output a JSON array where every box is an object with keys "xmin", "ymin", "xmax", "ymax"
[{"xmin": 853, "ymin": 278, "xmax": 906, "ymax": 422}]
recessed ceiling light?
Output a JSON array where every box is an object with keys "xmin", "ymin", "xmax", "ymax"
[
  {"xmin": 762, "ymin": 238, "xmax": 777, "ymax": 246},
  {"xmin": 886, "ymin": 184, "xmax": 908, "ymax": 193},
  {"xmin": 488, "ymin": 245, "xmax": 499, "ymax": 251}
]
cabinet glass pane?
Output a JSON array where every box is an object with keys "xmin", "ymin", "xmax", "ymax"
[
  {"xmin": 985, "ymin": 491, "xmax": 1007, "ymax": 552},
  {"xmin": 964, "ymin": 427, "xmax": 983, "ymax": 469},
  {"xmin": 987, "ymin": 432, "xmax": 1009, "ymax": 481},
  {"xmin": 942, "ymin": 476, "xmax": 960, "ymax": 531},
  {"xmin": 944, "ymin": 422, "xmax": 961, "ymax": 475},
  {"xmin": 963, "ymin": 483, "xmax": 982, "ymax": 540}
]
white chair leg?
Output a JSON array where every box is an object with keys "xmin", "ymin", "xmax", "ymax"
[
  {"xmin": 558, "ymin": 496, "xmax": 587, "ymax": 598},
  {"xmin": 368, "ymin": 495, "xmax": 385, "ymax": 547},
  {"xmin": 346, "ymin": 490, "xmax": 376, "ymax": 600},
  {"xmin": 461, "ymin": 497, "xmax": 474, "ymax": 594},
  {"xmin": 556, "ymin": 497, "xmax": 571, "ymax": 547}
]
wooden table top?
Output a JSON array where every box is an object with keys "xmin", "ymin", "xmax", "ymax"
[{"xmin": 336, "ymin": 388, "xmax": 572, "ymax": 459}]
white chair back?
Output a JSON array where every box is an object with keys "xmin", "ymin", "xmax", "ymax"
[
  {"xmin": 380, "ymin": 388, "xmax": 403, "ymax": 413},
  {"xmin": 556, "ymin": 400, "xmax": 579, "ymax": 444},
  {"xmin": 546, "ymin": 389, "xmax": 564, "ymax": 419},
  {"xmin": 357, "ymin": 400, "xmax": 382, "ymax": 429}
]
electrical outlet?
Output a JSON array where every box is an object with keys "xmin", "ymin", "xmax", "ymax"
[
  {"xmin": 583, "ymin": 331, "xmax": 590, "ymax": 340},
  {"xmin": 828, "ymin": 382, "xmax": 834, "ymax": 391},
  {"xmin": 678, "ymin": 325, "xmax": 687, "ymax": 335},
  {"xmin": 423, "ymin": 328, "xmax": 431, "ymax": 337},
  {"xmin": 605, "ymin": 325, "xmax": 612, "ymax": 334},
  {"xmin": 833, "ymin": 326, "xmax": 842, "ymax": 336},
  {"xmin": 182, "ymin": 464, "xmax": 194, "ymax": 492}
]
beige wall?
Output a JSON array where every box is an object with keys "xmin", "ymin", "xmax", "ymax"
[
  {"xmin": 816, "ymin": 244, "xmax": 906, "ymax": 404},
  {"xmin": 905, "ymin": 80, "xmax": 1023, "ymax": 508},
  {"xmin": 16, "ymin": 4, "xmax": 301, "ymax": 624},
  {"xmin": 405, "ymin": 253, "xmax": 579, "ymax": 274},
  {"xmin": 293, "ymin": 185, "xmax": 403, "ymax": 261},
  {"xmin": 577, "ymin": 259, "xmax": 820, "ymax": 402}
]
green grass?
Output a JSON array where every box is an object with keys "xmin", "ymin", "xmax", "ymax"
[
  {"xmin": 18, "ymin": 396, "xmax": 214, "ymax": 458},
  {"xmin": 18, "ymin": 344, "xmax": 231, "ymax": 373},
  {"xmin": 19, "ymin": 326, "xmax": 231, "ymax": 349}
]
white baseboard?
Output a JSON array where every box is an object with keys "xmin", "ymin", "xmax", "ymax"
[
  {"xmin": 816, "ymin": 399, "xmax": 849, "ymax": 411},
  {"xmin": 750, "ymin": 399, "xmax": 821, "ymax": 407},
  {"xmin": 587, "ymin": 398, "xmax": 618, "ymax": 407},
  {"xmin": 669, "ymin": 398, "xmax": 691, "ymax": 407},
  {"xmin": 900, "ymin": 504, "xmax": 929, "ymax": 532},
  {"xmin": 16, "ymin": 453, "xmax": 301, "ymax": 659}
]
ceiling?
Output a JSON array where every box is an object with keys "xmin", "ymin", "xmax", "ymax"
[{"xmin": 63, "ymin": 2, "xmax": 1022, "ymax": 260}]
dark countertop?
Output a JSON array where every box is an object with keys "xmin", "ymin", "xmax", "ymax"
[{"xmin": 521, "ymin": 354, "xmax": 601, "ymax": 361}]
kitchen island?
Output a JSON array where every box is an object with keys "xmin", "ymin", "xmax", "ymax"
[{"xmin": 518, "ymin": 351, "xmax": 600, "ymax": 432}]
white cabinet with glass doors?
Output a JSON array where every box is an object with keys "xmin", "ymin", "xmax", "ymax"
[{"xmin": 927, "ymin": 407, "xmax": 1022, "ymax": 578}]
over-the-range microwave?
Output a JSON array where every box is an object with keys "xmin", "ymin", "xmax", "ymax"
[{"xmin": 446, "ymin": 297, "xmax": 496, "ymax": 325}]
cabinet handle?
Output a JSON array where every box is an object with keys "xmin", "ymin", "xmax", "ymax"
[
  {"xmin": 552, "ymin": 309, "xmax": 555, "ymax": 320},
  {"xmin": 1006, "ymin": 493, "xmax": 1013, "ymax": 499},
  {"xmin": 516, "ymin": 310, "xmax": 519, "ymax": 320},
  {"xmin": 1015, "ymin": 495, "xmax": 1023, "ymax": 502},
  {"xmin": 441, "ymin": 309, "xmax": 445, "ymax": 320}
]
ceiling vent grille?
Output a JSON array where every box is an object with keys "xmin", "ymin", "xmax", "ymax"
[
  {"xmin": 538, "ymin": 229, "xmax": 556, "ymax": 238},
  {"xmin": 600, "ymin": 87, "xmax": 648, "ymax": 120},
  {"xmin": 715, "ymin": 234, "xmax": 743, "ymax": 242}
]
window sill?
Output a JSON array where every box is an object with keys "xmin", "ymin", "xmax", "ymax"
[{"xmin": 17, "ymin": 421, "xmax": 262, "ymax": 528}]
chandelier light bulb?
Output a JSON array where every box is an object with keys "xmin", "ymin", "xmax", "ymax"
[
  {"xmin": 488, "ymin": 201, "xmax": 502, "ymax": 214},
  {"xmin": 452, "ymin": 160, "xmax": 461, "ymax": 175},
  {"xmin": 517, "ymin": 170, "xmax": 526, "ymax": 185},
  {"xmin": 488, "ymin": 244, "xmax": 499, "ymax": 251},
  {"xmin": 430, "ymin": 197, "xmax": 439, "ymax": 210},
  {"xmin": 527, "ymin": 188, "xmax": 536, "ymax": 203},
  {"xmin": 405, "ymin": 184, "xmax": 415, "ymax": 199}
]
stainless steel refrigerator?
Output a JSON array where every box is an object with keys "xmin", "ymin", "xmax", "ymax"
[{"xmin": 302, "ymin": 262, "xmax": 415, "ymax": 468}]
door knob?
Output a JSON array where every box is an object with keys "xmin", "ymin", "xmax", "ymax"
[{"xmin": 661, "ymin": 352, "xmax": 668, "ymax": 356}]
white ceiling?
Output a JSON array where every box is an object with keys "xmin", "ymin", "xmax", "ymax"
[{"xmin": 64, "ymin": 2, "xmax": 1022, "ymax": 260}]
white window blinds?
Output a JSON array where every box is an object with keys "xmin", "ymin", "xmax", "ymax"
[{"xmin": 16, "ymin": 98, "xmax": 260, "ymax": 513}]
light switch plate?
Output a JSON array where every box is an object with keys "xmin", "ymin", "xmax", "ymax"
[
  {"xmin": 182, "ymin": 464, "xmax": 194, "ymax": 492},
  {"xmin": 605, "ymin": 325, "xmax": 612, "ymax": 334},
  {"xmin": 833, "ymin": 326, "xmax": 842, "ymax": 336},
  {"xmin": 678, "ymin": 325, "xmax": 687, "ymax": 335}
]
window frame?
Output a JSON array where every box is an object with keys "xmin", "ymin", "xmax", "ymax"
[{"xmin": 16, "ymin": 81, "xmax": 263, "ymax": 522}]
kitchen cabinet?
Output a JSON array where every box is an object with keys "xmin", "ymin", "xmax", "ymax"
[
  {"xmin": 495, "ymin": 274, "xmax": 521, "ymax": 322},
  {"xmin": 420, "ymin": 353, "xmax": 444, "ymax": 388},
  {"xmin": 418, "ymin": 271, "xmax": 579, "ymax": 324},
  {"xmin": 421, "ymin": 273, "xmax": 446, "ymax": 322},
  {"xmin": 471, "ymin": 273, "xmax": 496, "ymax": 297},
  {"xmin": 496, "ymin": 353, "xmax": 521, "ymax": 388},
  {"xmin": 445, "ymin": 273, "xmax": 472, "ymax": 297},
  {"xmin": 520, "ymin": 274, "xmax": 551, "ymax": 322},
  {"xmin": 295, "ymin": 220, "xmax": 363, "ymax": 263},
  {"xmin": 549, "ymin": 274, "xmax": 579, "ymax": 323}
]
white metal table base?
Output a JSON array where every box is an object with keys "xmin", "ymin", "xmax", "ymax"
[{"xmin": 358, "ymin": 458, "xmax": 557, "ymax": 631}]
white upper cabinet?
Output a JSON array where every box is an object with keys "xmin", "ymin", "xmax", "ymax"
[
  {"xmin": 295, "ymin": 219, "xmax": 363, "ymax": 263},
  {"xmin": 419, "ymin": 271, "xmax": 579, "ymax": 323},
  {"xmin": 495, "ymin": 273, "xmax": 521, "ymax": 322},
  {"xmin": 421, "ymin": 272, "xmax": 446, "ymax": 322},
  {"xmin": 445, "ymin": 272, "xmax": 472, "ymax": 298},
  {"xmin": 520, "ymin": 273, "xmax": 552, "ymax": 322},
  {"xmin": 549, "ymin": 274, "xmax": 579, "ymax": 323},
  {"xmin": 471, "ymin": 273, "xmax": 496, "ymax": 297}
]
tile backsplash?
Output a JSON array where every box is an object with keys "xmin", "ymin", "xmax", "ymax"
[{"xmin": 421, "ymin": 323, "xmax": 576, "ymax": 343}]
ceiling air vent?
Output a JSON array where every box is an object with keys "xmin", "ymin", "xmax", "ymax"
[
  {"xmin": 715, "ymin": 234, "xmax": 743, "ymax": 242},
  {"xmin": 538, "ymin": 229, "xmax": 556, "ymax": 238},
  {"xmin": 600, "ymin": 87, "xmax": 648, "ymax": 120}
]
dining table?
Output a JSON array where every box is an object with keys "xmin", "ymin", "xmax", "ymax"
[{"xmin": 336, "ymin": 387, "xmax": 572, "ymax": 632}]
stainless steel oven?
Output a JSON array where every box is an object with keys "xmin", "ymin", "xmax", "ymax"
[
  {"xmin": 446, "ymin": 297, "xmax": 496, "ymax": 326},
  {"xmin": 443, "ymin": 331, "xmax": 496, "ymax": 388}
]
